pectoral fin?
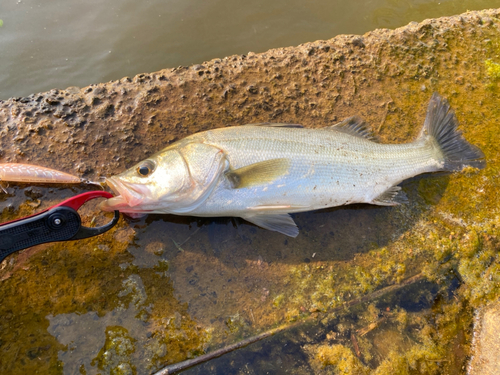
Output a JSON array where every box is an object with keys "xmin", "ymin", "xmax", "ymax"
[
  {"xmin": 242, "ymin": 214, "xmax": 299, "ymax": 237},
  {"xmin": 226, "ymin": 158, "xmax": 291, "ymax": 189}
]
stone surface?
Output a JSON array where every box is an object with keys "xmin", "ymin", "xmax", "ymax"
[
  {"xmin": 468, "ymin": 299, "xmax": 500, "ymax": 375},
  {"xmin": 0, "ymin": 8, "xmax": 497, "ymax": 180}
]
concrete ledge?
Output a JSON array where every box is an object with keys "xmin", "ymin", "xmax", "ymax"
[{"xmin": 0, "ymin": 8, "xmax": 499, "ymax": 178}]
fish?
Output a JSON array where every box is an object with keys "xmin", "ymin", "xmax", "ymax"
[{"xmin": 101, "ymin": 93, "xmax": 485, "ymax": 237}]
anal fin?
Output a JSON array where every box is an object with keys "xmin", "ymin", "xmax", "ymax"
[
  {"xmin": 242, "ymin": 214, "xmax": 299, "ymax": 237},
  {"xmin": 372, "ymin": 186, "xmax": 408, "ymax": 206}
]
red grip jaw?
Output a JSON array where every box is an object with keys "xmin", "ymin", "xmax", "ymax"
[
  {"xmin": 0, "ymin": 191, "xmax": 120, "ymax": 262},
  {"xmin": 0, "ymin": 191, "xmax": 114, "ymax": 228},
  {"xmin": 53, "ymin": 191, "xmax": 114, "ymax": 210}
]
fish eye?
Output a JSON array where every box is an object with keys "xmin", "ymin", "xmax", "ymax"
[{"xmin": 136, "ymin": 160, "xmax": 156, "ymax": 177}]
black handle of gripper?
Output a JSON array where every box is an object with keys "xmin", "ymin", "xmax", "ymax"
[{"xmin": 0, "ymin": 206, "xmax": 81, "ymax": 262}]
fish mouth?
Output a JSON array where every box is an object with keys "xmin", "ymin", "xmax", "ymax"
[{"xmin": 101, "ymin": 177, "xmax": 148, "ymax": 211}]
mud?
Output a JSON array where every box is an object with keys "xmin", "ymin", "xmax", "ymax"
[{"xmin": 0, "ymin": 7, "xmax": 500, "ymax": 375}]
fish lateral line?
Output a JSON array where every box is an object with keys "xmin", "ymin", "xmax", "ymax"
[
  {"xmin": 100, "ymin": 93, "xmax": 486, "ymax": 237},
  {"xmin": 246, "ymin": 204, "xmax": 309, "ymax": 211}
]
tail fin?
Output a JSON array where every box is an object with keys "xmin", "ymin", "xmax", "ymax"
[{"xmin": 421, "ymin": 93, "xmax": 485, "ymax": 171}]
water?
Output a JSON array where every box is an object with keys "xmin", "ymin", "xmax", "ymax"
[{"xmin": 0, "ymin": 0, "xmax": 498, "ymax": 100}]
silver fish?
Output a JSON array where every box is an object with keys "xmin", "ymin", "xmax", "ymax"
[{"xmin": 101, "ymin": 93, "xmax": 485, "ymax": 237}]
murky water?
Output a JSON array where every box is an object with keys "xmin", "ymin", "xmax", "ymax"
[
  {"xmin": 0, "ymin": 0, "xmax": 498, "ymax": 100},
  {"xmin": 0, "ymin": 178, "xmax": 448, "ymax": 374}
]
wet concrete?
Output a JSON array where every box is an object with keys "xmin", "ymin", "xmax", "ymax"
[
  {"xmin": 468, "ymin": 299, "xmax": 500, "ymax": 375},
  {"xmin": 0, "ymin": 7, "xmax": 499, "ymax": 375}
]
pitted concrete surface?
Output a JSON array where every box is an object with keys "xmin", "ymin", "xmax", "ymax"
[
  {"xmin": 469, "ymin": 299, "xmax": 500, "ymax": 375},
  {"xmin": 0, "ymin": 8, "xmax": 498, "ymax": 180}
]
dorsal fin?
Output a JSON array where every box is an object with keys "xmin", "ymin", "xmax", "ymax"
[
  {"xmin": 244, "ymin": 122, "xmax": 304, "ymax": 128},
  {"xmin": 326, "ymin": 116, "xmax": 377, "ymax": 141}
]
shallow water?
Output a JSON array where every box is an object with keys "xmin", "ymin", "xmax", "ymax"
[
  {"xmin": 0, "ymin": 178, "xmax": 443, "ymax": 374},
  {"xmin": 0, "ymin": 0, "xmax": 498, "ymax": 100}
]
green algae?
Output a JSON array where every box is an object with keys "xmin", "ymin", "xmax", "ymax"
[
  {"xmin": 311, "ymin": 344, "xmax": 369, "ymax": 374},
  {"xmin": 92, "ymin": 326, "xmax": 137, "ymax": 375},
  {"xmin": 231, "ymin": 14, "xmax": 500, "ymax": 372},
  {"xmin": 0, "ymin": 193, "xmax": 208, "ymax": 373},
  {"xmin": 272, "ymin": 293, "xmax": 285, "ymax": 308},
  {"xmin": 303, "ymin": 297, "xmax": 471, "ymax": 375},
  {"xmin": 485, "ymin": 59, "xmax": 500, "ymax": 80},
  {"xmin": 290, "ymin": 15, "xmax": 500, "ymax": 373}
]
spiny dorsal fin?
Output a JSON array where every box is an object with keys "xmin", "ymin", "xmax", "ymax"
[
  {"xmin": 326, "ymin": 116, "xmax": 378, "ymax": 142},
  {"xmin": 226, "ymin": 158, "xmax": 290, "ymax": 189},
  {"xmin": 244, "ymin": 122, "xmax": 304, "ymax": 128},
  {"xmin": 372, "ymin": 186, "xmax": 408, "ymax": 206},
  {"xmin": 242, "ymin": 213, "xmax": 299, "ymax": 237}
]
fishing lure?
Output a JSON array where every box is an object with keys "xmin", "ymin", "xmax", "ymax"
[
  {"xmin": 0, "ymin": 163, "xmax": 82, "ymax": 184},
  {"xmin": 0, "ymin": 163, "xmax": 103, "ymax": 192}
]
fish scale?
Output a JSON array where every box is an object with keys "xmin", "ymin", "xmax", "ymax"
[
  {"xmin": 186, "ymin": 127, "xmax": 440, "ymax": 212},
  {"xmin": 101, "ymin": 94, "xmax": 485, "ymax": 237}
]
